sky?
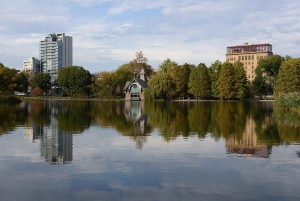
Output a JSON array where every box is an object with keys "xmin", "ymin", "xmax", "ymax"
[{"xmin": 0, "ymin": 0, "xmax": 299, "ymax": 73}]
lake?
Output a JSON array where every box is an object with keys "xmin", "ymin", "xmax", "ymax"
[{"xmin": 0, "ymin": 100, "xmax": 299, "ymax": 201}]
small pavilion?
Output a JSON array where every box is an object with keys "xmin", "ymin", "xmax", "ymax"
[{"xmin": 123, "ymin": 69, "xmax": 148, "ymax": 101}]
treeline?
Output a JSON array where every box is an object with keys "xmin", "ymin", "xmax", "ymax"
[{"xmin": 1, "ymin": 53, "xmax": 300, "ymax": 102}]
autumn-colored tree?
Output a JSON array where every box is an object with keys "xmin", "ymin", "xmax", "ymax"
[
  {"xmin": 188, "ymin": 63, "xmax": 211, "ymax": 99},
  {"xmin": 31, "ymin": 87, "xmax": 44, "ymax": 97}
]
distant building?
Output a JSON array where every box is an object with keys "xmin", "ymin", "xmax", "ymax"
[
  {"xmin": 124, "ymin": 69, "xmax": 148, "ymax": 101},
  {"xmin": 40, "ymin": 33, "xmax": 73, "ymax": 82},
  {"xmin": 226, "ymin": 43, "xmax": 273, "ymax": 82},
  {"xmin": 23, "ymin": 57, "xmax": 41, "ymax": 77}
]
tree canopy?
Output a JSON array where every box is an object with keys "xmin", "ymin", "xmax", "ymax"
[
  {"xmin": 0, "ymin": 63, "xmax": 28, "ymax": 95},
  {"xmin": 188, "ymin": 63, "xmax": 211, "ymax": 99},
  {"xmin": 275, "ymin": 58, "xmax": 300, "ymax": 96},
  {"xmin": 29, "ymin": 73, "xmax": 51, "ymax": 93},
  {"xmin": 57, "ymin": 66, "xmax": 92, "ymax": 97}
]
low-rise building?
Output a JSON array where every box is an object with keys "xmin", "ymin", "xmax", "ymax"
[{"xmin": 23, "ymin": 57, "xmax": 41, "ymax": 77}]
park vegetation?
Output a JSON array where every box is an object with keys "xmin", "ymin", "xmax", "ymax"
[{"xmin": 1, "ymin": 52, "xmax": 300, "ymax": 107}]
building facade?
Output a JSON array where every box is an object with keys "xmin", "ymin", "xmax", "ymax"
[
  {"xmin": 23, "ymin": 57, "xmax": 41, "ymax": 77},
  {"xmin": 124, "ymin": 69, "xmax": 148, "ymax": 101},
  {"xmin": 226, "ymin": 43, "xmax": 273, "ymax": 82},
  {"xmin": 40, "ymin": 33, "xmax": 73, "ymax": 82}
]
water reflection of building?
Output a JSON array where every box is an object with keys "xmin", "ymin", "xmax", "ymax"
[
  {"xmin": 23, "ymin": 125, "xmax": 43, "ymax": 142},
  {"xmin": 124, "ymin": 101, "xmax": 151, "ymax": 150},
  {"xmin": 225, "ymin": 117, "xmax": 272, "ymax": 158},
  {"xmin": 39, "ymin": 107, "xmax": 73, "ymax": 165},
  {"xmin": 24, "ymin": 103, "xmax": 73, "ymax": 165}
]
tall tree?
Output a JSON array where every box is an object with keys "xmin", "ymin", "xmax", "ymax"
[
  {"xmin": 188, "ymin": 63, "xmax": 211, "ymax": 99},
  {"xmin": 233, "ymin": 61, "xmax": 248, "ymax": 100},
  {"xmin": 57, "ymin": 66, "xmax": 92, "ymax": 97},
  {"xmin": 275, "ymin": 58, "xmax": 300, "ymax": 96},
  {"xmin": 208, "ymin": 60, "xmax": 222, "ymax": 99},
  {"xmin": 129, "ymin": 51, "xmax": 153, "ymax": 77},
  {"xmin": 171, "ymin": 63, "xmax": 194, "ymax": 98},
  {"xmin": 29, "ymin": 73, "xmax": 51, "ymax": 93},
  {"xmin": 218, "ymin": 62, "xmax": 235, "ymax": 100},
  {"xmin": 253, "ymin": 55, "xmax": 283, "ymax": 95}
]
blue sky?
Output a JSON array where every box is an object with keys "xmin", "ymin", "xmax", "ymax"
[{"xmin": 0, "ymin": 0, "xmax": 299, "ymax": 73}]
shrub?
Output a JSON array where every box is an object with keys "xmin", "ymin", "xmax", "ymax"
[
  {"xmin": 276, "ymin": 92, "xmax": 300, "ymax": 110},
  {"xmin": 31, "ymin": 87, "xmax": 44, "ymax": 97}
]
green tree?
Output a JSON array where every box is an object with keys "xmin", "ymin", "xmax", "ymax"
[
  {"xmin": 208, "ymin": 60, "xmax": 222, "ymax": 99},
  {"xmin": 275, "ymin": 58, "xmax": 300, "ymax": 96},
  {"xmin": 146, "ymin": 72, "xmax": 174, "ymax": 100},
  {"xmin": 188, "ymin": 63, "xmax": 211, "ymax": 99},
  {"xmin": 29, "ymin": 73, "xmax": 51, "ymax": 93},
  {"xmin": 253, "ymin": 55, "xmax": 283, "ymax": 95},
  {"xmin": 57, "ymin": 66, "xmax": 92, "ymax": 97},
  {"xmin": 233, "ymin": 61, "xmax": 248, "ymax": 100},
  {"xmin": 218, "ymin": 62, "xmax": 235, "ymax": 100},
  {"xmin": 0, "ymin": 64, "xmax": 28, "ymax": 94},
  {"xmin": 171, "ymin": 63, "xmax": 194, "ymax": 98}
]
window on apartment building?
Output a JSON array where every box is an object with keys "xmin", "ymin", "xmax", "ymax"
[
  {"xmin": 234, "ymin": 58, "xmax": 236, "ymax": 61},
  {"xmin": 248, "ymin": 55, "xmax": 250, "ymax": 60},
  {"xmin": 245, "ymin": 56, "xmax": 247, "ymax": 60},
  {"xmin": 242, "ymin": 56, "xmax": 244, "ymax": 60},
  {"xmin": 238, "ymin": 56, "xmax": 241, "ymax": 60},
  {"xmin": 257, "ymin": 56, "xmax": 259, "ymax": 60},
  {"xmin": 252, "ymin": 55, "xmax": 254, "ymax": 60}
]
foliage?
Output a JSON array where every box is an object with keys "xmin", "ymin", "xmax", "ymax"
[
  {"xmin": 0, "ymin": 63, "xmax": 28, "ymax": 94},
  {"xmin": 276, "ymin": 92, "xmax": 300, "ymax": 110},
  {"xmin": 171, "ymin": 63, "xmax": 194, "ymax": 98},
  {"xmin": 208, "ymin": 60, "xmax": 222, "ymax": 99},
  {"xmin": 146, "ymin": 72, "xmax": 174, "ymax": 100},
  {"xmin": 57, "ymin": 66, "xmax": 92, "ymax": 97},
  {"xmin": 218, "ymin": 62, "xmax": 235, "ymax": 100},
  {"xmin": 29, "ymin": 73, "xmax": 51, "ymax": 92},
  {"xmin": 188, "ymin": 63, "xmax": 211, "ymax": 99},
  {"xmin": 31, "ymin": 87, "xmax": 44, "ymax": 97},
  {"xmin": 253, "ymin": 55, "xmax": 284, "ymax": 95},
  {"xmin": 233, "ymin": 61, "xmax": 248, "ymax": 100},
  {"xmin": 275, "ymin": 58, "xmax": 300, "ymax": 96}
]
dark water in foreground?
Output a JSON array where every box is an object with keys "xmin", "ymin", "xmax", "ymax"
[{"xmin": 0, "ymin": 100, "xmax": 300, "ymax": 201}]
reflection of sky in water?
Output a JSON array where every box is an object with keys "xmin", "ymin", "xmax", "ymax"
[{"xmin": 0, "ymin": 127, "xmax": 300, "ymax": 201}]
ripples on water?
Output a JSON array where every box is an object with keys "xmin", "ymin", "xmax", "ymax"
[{"xmin": 0, "ymin": 100, "xmax": 300, "ymax": 201}]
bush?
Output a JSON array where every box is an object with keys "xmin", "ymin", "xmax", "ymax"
[
  {"xmin": 276, "ymin": 92, "xmax": 300, "ymax": 110},
  {"xmin": 31, "ymin": 87, "xmax": 44, "ymax": 97}
]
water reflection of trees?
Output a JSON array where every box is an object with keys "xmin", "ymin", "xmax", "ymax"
[
  {"xmin": 0, "ymin": 103, "xmax": 28, "ymax": 136},
  {"xmin": 2, "ymin": 100, "xmax": 300, "ymax": 151}
]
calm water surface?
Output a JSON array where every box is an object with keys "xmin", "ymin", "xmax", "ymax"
[{"xmin": 0, "ymin": 100, "xmax": 300, "ymax": 201}]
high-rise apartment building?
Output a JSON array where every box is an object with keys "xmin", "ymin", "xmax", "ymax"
[
  {"xmin": 40, "ymin": 33, "xmax": 73, "ymax": 82},
  {"xmin": 226, "ymin": 43, "xmax": 273, "ymax": 82},
  {"xmin": 23, "ymin": 57, "xmax": 41, "ymax": 77}
]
